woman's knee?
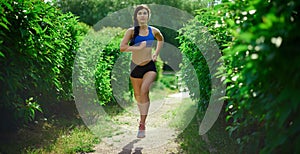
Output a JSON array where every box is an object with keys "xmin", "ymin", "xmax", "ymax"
[
  {"xmin": 134, "ymin": 93, "xmax": 141, "ymax": 102},
  {"xmin": 140, "ymin": 89, "xmax": 149, "ymax": 97}
]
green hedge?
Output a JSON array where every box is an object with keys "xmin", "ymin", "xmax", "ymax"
[
  {"xmin": 73, "ymin": 27, "xmax": 123, "ymax": 106},
  {"xmin": 223, "ymin": 0, "xmax": 300, "ymax": 153},
  {"xmin": 54, "ymin": 0, "xmax": 209, "ymax": 26},
  {"xmin": 177, "ymin": 5, "xmax": 231, "ymax": 111},
  {"xmin": 0, "ymin": 0, "xmax": 85, "ymax": 130},
  {"xmin": 178, "ymin": 0, "xmax": 300, "ymax": 153}
]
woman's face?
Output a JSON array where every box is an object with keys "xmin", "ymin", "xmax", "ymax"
[{"xmin": 136, "ymin": 8, "xmax": 149, "ymax": 25}]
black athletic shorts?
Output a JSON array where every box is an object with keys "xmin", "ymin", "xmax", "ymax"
[{"xmin": 130, "ymin": 60, "xmax": 157, "ymax": 78}]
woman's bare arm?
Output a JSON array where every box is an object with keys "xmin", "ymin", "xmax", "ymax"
[
  {"xmin": 120, "ymin": 28, "xmax": 146, "ymax": 52},
  {"xmin": 152, "ymin": 27, "xmax": 164, "ymax": 61}
]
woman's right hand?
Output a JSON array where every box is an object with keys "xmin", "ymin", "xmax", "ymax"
[{"xmin": 139, "ymin": 41, "xmax": 147, "ymax": 50}]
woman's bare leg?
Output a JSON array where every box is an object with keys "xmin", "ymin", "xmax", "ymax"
[
  {"xmin": 139, "ymin": 71, "xmax": 157, "ymax": 124},
  {"xmin": 130, "ymin": 72, "xmax": 156, "ymax": 138},
  {"xmin": 130, "ymin": 76, "xmax": 143, "ymax": 103}
]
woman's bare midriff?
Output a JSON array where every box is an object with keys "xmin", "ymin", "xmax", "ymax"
[{"xmin": 132, "ymin": 47, "xmax": 153, "ymax": 66}]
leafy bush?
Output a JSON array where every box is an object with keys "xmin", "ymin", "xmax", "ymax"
[
  {"xmin": 222, "ymin": 0, "xmax": 300, "ymax": 153},
  {"xmin": 159, "ymin": 73, "xmax": 178, "ymax": 90},
  {"xmin": 178, "ymin": 0, "xmax": 300, "ymax": 153},
  {"xmin": 73, "ymin": 27, "xmax": 123, "ymax": 106},
  {"xmin": 54, "ymin": 0, "xmax": 209, "ymax": 26},
  {"xmin": 177, "ymin": 34, "xmax": 210, "ymax": 111},
  {"xmin": 0, "ymin": 0, "xmax": 85, "ymax": 130},
  {"xmin": 177, "ymin": 4, "xmax": 231, "ymax": 111}
]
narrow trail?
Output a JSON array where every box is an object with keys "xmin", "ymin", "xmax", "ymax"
[{"xmin": 89, "ymin": 92, "xmax": 194, "ymax": 154}]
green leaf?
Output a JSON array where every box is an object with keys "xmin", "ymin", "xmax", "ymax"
[
  {"xmin": 5, "ymin": 2, "xmax": 13, "ymax": 11},
  {"xmin": 0, "ymin": 22, "xmax": 9, "ymax": 30},
  {"xmin": 44, "ymin": 41, "xmax": 55, "ymax": 49},
  {"xmin": 238, "ymin": 32, "xmax": 253, "ymax": 43},
  {"xmin": 0, "ymin": 51, "xmax": 5, "ymax": 58}
]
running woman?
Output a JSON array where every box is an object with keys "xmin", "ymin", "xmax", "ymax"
[{"xmin": 120, "ymin": 4, "xmax": 164, "ymax": 138}]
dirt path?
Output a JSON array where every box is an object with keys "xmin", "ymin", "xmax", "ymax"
[{"xmin": 89, "ymin": 92, "xmax": 194, "ymax": 154}]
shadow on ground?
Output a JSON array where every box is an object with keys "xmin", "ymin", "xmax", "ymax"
[{"xmin": 118, "ymin": 139, "xmax": 143, "ymax": 154}]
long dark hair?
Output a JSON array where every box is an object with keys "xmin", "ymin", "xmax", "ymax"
[{"xmin": 129, "ymin": 5, "xmax": 151, "ymax": 46}]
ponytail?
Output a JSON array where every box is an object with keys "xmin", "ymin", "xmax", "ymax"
[{"xmin": 129, "ymin": 26, "xmax": 140, "ymax": 46}]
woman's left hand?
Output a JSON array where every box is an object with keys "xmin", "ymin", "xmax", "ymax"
[{"xmin": 152, "ymin": 54, "xmax": 158, "ymax": 62}]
